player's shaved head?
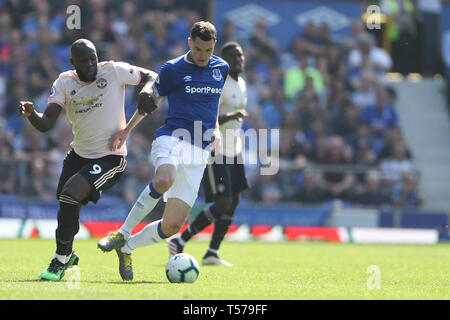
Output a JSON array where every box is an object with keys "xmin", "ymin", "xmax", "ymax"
[
  {"xmin": 70, "ymin": 39, "xmax": 98, "ymax": 82},
  {"xmin": 221, "ymin": 41, "xmax": 241, "ymax": 56},
  {"xmin": 71, "ymin": 39, "xmax": 97, "ymax": 56},
  {"xmin": 221, "ymin": 41, "xmax": 244, "ymax": 79}
]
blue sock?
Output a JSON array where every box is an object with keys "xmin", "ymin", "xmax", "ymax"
[
  {"xmin": 148, "ymin": 182, "xmax": 162, "ymax": 199},
  {"xmin": 157, "ymin": 221, "xmax": 168, "ymax": 239}
]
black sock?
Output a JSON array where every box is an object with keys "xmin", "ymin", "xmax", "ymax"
[
  {"xmin": 181, "ymin": 205, "xmax": 219, "ymax": 242},
  {"xmin": 56, "ymin": 196, "xmax": 81, "ymax": 256},
  {"xmin": 209, "ymin": 216, "xmax": 232, "ymax": 251}
]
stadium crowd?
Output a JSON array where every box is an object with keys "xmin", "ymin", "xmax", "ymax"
[{"xmin": 0, "ymin": 0, "xmax": 425, "ymax": 208}]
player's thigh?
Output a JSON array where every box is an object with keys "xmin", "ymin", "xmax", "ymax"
[
  {"xmin": 56, "ymin": 149, "xmax": 89, "ymax": 200},
  {"xmin": 77, "ymin": 154, "xmax": 127, "ymax": 204}
]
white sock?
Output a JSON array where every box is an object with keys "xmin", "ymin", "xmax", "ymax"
[
  {"xmin": 54, "ymin": 253, "xmax": 71, "ymax": 264},
  {"xmin": 119, "ymin": 185, "xmax": 161, "ymax": 239},
  {"xmin": 121, "ymin": 220, "xmax": 167, "ymax": 254},
  {"xmin": 207, "ymin": 248, "xmax": 219, "ymax": 256}
]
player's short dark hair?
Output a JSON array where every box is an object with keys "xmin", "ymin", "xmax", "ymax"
[
  {"xmin": 221, "ymin": 41, "xmax": 241, "ymax": 56},
  {"xmin": 71, "ymin": 39, "xmax": 96, "ymax": 55},
  {"xmin": 190, "ymin": 21, "xmax": 217, "ymax": 41}
]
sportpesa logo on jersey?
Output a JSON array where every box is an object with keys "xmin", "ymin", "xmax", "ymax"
[{"xmin": 185, "ymin": 86, "xmax": 222, "ymax": 94}]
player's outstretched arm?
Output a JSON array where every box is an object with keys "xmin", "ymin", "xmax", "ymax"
[
  {"xmin": 109, "ymin": 109, "xmax": 146, "ymax": 151},
  {"xmin": 218, "ymin": 110, "xmax": 248, "ymax": 125},
  {"xmin": 18, "ymin": 101, "xmax": 61, "ymax": 132}
]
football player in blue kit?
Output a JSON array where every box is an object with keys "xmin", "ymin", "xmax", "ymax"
[{"xmin": 97, "ymin": 21, "xmax": 229, "ymax": 281}]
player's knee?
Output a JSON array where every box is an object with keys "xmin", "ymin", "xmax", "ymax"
[
  {"xmin": 230, "ymin": 194, "xmax": 241, "ymax": 212},
  {"xmin": 214, "ymin": 196, "xmax": 234, "ymax": 215},
  {"xmin": 59, "ymin": 186, "xmax": 83, "ymax": 204},
  {"xmin": 60, "ymin": 175, "xmax": 91, "ymax": 203},
  {"xmin": 152, "ymin": 172, "xmax": 175, "ymax": 193}
]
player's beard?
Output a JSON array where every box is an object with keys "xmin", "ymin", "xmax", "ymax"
[{"xmin": 76, "ymin": 66, "xmax": 97, "ymax": 82}]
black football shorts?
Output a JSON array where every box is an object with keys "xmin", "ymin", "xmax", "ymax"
[
  {"xmin": 56, "ymin": 149, "xmax": 127, "ymax": 204},
  {"xmin": 202, "ymin": 155, "xmax": 248, "ymax": 203}
]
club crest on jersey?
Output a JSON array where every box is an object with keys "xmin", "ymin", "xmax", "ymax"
[
  {"xmin": 212, "ymin": 69, "xmax": 222, "ymax": 81},
  {"xmin": 96, "ymin": 78, "xmax": 107, "ymax": 89}
]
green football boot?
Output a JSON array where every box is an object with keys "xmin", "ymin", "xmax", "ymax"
[{"xmin": 39, "ymin": 252, "xmax": 79, "ymax": 281}]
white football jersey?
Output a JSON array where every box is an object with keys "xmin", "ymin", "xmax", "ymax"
[
  {"xmin": 218, "ymin": 75, "xmax": 247, "ymax": 157},
  {"xmin": 48, "ymin": 61, "xmax": 142, "ymax": 159}
]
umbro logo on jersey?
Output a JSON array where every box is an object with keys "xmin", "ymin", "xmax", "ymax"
[{"xmin": 183, "ymin": 75, "xmax": 192, "ymax": 82}]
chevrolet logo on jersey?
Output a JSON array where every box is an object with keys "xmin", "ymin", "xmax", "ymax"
[{"xmin": 74, "ymin": 95, "xmax": 102, "ymax": 106}]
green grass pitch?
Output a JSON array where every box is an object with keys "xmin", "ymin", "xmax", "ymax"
[{"xmin": 0, "ymin": 239, "xmax": 448, "ymax": 300}]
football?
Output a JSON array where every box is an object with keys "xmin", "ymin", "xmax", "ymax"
[{"xmin": 165, "ymin": 253, "xmax": 200, "ymax": 283}]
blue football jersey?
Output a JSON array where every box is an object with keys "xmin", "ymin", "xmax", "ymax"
[{"xmin": 153, "ymin": 52, "xmax": 229, "ymax": 148}]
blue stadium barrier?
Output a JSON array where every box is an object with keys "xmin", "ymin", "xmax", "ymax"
[{"xmin": 0, "ymin": 197, "xmax": 448, "ymax": 239}]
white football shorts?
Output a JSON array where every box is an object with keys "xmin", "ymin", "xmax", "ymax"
[{"xmin": 151, "ymin": 135, "xmax": 210, "ymax": 207}]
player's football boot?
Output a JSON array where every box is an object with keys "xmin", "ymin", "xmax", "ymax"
[
  {"xmin": 167, "ymin": 237, "xmax": 184, "ymax": 258},
  {"xmin": 97, "ymin": 231, "xmax": 126, "ymax": 252},
  {"xmin": 202, "ymin": 253, "xmax": 233, "ymax": 267},
  {"xmin": 39, "ymin": 252, "xmax": 79, "ymax": 281},
  {"xmin": 115, "ymin": 248, "xmax": 133, "ymax": 281}
]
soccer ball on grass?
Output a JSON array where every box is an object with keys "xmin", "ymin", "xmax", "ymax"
[{"xmin": 165, "ymin": 253, "xmax": 200, "ymax": 283}]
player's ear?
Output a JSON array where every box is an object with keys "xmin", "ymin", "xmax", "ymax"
[{"xmin": 188, "ymin": 37, "xmax": 192, "ymax": 48}]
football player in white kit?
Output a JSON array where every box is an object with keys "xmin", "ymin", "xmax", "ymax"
[
  {"xmin": 18, "ymin": 39, "xmax": 157, "ymax": 281},
  {"xmin": 168, "ymin": 41, "xmax": 249, "ymax": 266}
]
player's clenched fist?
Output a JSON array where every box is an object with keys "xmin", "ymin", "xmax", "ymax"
[
  {"xmin": 137, "ymin": 92, "xmax": 158, "ymax": 115},
  {"xmin": 18, "ymin": 101, "xmax": 35, "ymax": 118}
]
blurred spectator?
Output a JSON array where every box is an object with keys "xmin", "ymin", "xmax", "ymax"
[
  {"xmin": 291, "ymin": 21, "xmax": 324, "ymax": 57},
  {"xmin": 416, "ymin": 0, "xmax": 442, "ymax": 75},
  {"xmin": 351, "ymin": 170, "xmax": 391, "ymax": 206},
  {"xmin": 261, "ymin": 89, "xmax": 289, "ymax": 129},
  {"xmin": 216, "ymin": 20, "xmax": 240, "ymax": 50},
  {"xmin": 348, "ymin": 33, "xmax": 392, "ymax": 79},
  {"xmin": 353, "ymin": 124, "xmax": 377, "ymax": 166},
  {"xmin": 359, "ymin": 85, "xmax": 399, "ymax": 155},
  {"xmin": 342, "ymin": 19, "xmax": 366, "ymax": 51},
  {"xmin": 315, "ymin": 135, "xmax": 356, "ymax": 200},
  {"xmin": 249, "ymin": 18, "xmax": 278, "ymax": 63},
  {"xmin": 378, "ymin": 127, "xmax": 412, "ymax": 161},
  {"xmin": 330, "ymin": 103, "xmax": 360, "ymax": 144},
  {"xmin": 392, "ymin": 171, "xmax": 424, "ymax": 207},
  {"xmin": 0, "ymin": 127, "xmax": 16, "ymax": 194},
  {"xmin": 380, "ymin": 139, "xmax": 415, "ymax": 193},
  {"xmin": 442, "ymin": 28, "xmax": 450, "ymax": 109},
  {"xmin": 250, "ymin": 174, "xmax": 282, "ymax": 203},
  {"xmin": 22, "ymin": 156, "xmax": 53, "ymax": 201},
  {"xmin": 294, "ymin": 169, "xmax": 327, "ymax": 204},
  {"xmin": 349, "ymin": 68, "xmax": 378, "ymax": 109},
  {"xmin": 284, "ymin": 53, "xmax": 324, "ymax": 101},
  {"xmin": 380, "ymin": 0, "xmax": 417, "ymax": 74}
]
